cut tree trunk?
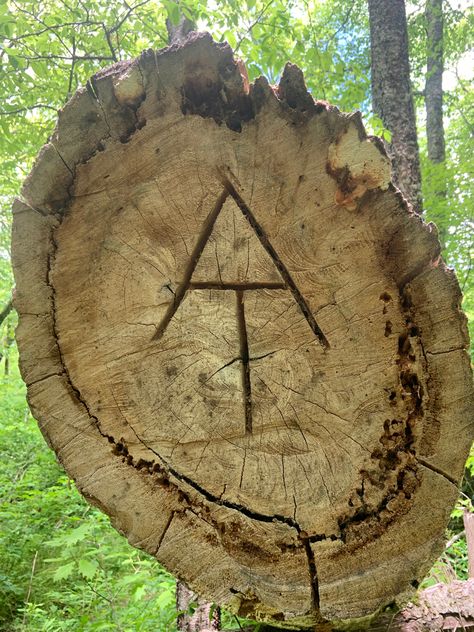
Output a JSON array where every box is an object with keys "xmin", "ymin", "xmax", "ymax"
[
  {"xmin": 464, "ymin": 511, "xmax": 474, "ymax": 579},
  {"xmin": 368, "ymin": 0, "xmax": 423, "ymax": 214},
  {"xmin": 11, "ymin": 34, "xmax": 474, "ymax": 630}
]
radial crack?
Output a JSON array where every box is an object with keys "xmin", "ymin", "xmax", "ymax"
[
  {"xmin": 417, "ymin": 457, "xmax": 459, "ymax": 486},
  {"xmin": 302, "ymin": 538, "xmax": 321, "ymax": 612},
  {"xmin": 206, "ymin": 356, "xmax": 241, "ymax": 381}
]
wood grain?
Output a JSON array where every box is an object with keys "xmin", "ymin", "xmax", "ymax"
[{"xmin": 11, "ymin": 33, "xmax": 474, "ymax": 629}]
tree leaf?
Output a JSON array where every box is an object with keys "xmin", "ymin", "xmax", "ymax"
[
  {"xmin": 78, "ymin": 558, "xmax": 98, "ymax": 579},
  {"xmin": 61, "ymin": 523, "xmax": 90, "ymax": 546},
  {"xmin": 162, "ymin": 0, "xmax": 180, "ymax": 26},
  {"xmin": 53, "ymin": 562, "xmax": 75, "ymax": 582}
]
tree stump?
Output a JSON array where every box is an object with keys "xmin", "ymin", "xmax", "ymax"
[{"xmin": 12, "ymin": 33, "xmax": 474, "ymax": 629}]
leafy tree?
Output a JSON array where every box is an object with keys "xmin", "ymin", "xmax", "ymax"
[{"xmin": 0, "ymin": 0, "xmax": 472, "ymax": 629}]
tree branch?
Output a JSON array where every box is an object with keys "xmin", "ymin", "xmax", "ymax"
[
  {"xmin": 66, "ymin": 36, "xmax": 76, "ymax": 99},
  {"xmin": 108, "ymin": 0, "xmax": 152, "ymax": 36},
  {"xmin": 324, "ymin": 0, "xmax": 356, "ymax": 50},
  {"xmin": 234, "ymin": 0, "xmax": 275, "ymax": 53},
  {"xmin": 14, "ymin": 53, "xmax": 115, "ymax": 61},
  {"xmin": 0, "ymin": 104, "xmax": 59, "ymax": 115},
  {"xmin": 445, "ymin": 529, "xmax": 465, "ymax": 550},
  {"xmin": 0, "ymin": 21, "xmax": 103, "ymax": 43},
  {"xmin": 0, "ymin": 298, "xmax": 13, "ymax": 326},
  {"xmin": 101, "ymin": 23, "xmax": 118, "ymax": 62},
  {"xmin": 10, "ymin": 0, "xmax": 73, "ymax": 55}
]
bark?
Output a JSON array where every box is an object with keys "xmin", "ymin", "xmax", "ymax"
[
  {"xmin": 365, "ymin": 580, "xmax": 474, "ymax": 631},
  {"xmin": 425, "ymin": 0, "xmax": 445, "ymax": 164},
  {"xmin": 464, "ymin": 511, "xmax": 474, "ymax": 579},
  {"xmin": 425, "ymin": 0, "xmax": 447, "ymax": 247},
  {"xmin": 368, "ymin": 0, "xmax": 423, "ymax": 214},
  {"xmin": 11, "ymin": 35, "xmax": 474, "ymax": 630},
  {"xmin": 176, "ymin": 582, "xmax": 220, "ymax": 632}
]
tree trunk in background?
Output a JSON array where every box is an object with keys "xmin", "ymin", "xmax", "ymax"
[
  {"xmin": 368, "ymin": 0, "xmax": 423, "ymax": 214},
  {"xmin": 425, "ymin": 0, "xmax": 447, "ymax": 247},
  {"xmin": 166, "ymin": 15, "xmax": 195, "ymax": 45}
]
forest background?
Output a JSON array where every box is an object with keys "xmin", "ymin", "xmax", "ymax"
[{"xmin": 0, "ymin": 0, "xmax": 472, "ymax": 630}]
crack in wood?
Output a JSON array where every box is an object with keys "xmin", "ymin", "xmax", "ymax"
[
  {"xmin": 46, "ymin": 212, "xmax": 330, "ymax": 617},
  {"xmin": 236, "ymin": 290, "xmax": 253, "ymax": 435},
  {"xmin": 417, "ymin": 457, "xmax": 459, "ymax": 486},
  {"xmin": 302, "ymin": 538, "xmax": 321, "ymax": 612},
  {"xmin": 205, "ymin": 356, "xmax": 241, "ymax": 381}
]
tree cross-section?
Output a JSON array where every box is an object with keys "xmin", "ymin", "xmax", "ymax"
[
  {"xmin": 11, "ymin": 33, "xmax": 474, "ymax": 630},
  {"xmin": 153, "ymin": 182, "xmax": 329, "ymax": 439}
]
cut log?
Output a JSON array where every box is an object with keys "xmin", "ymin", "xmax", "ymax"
[{"xmin": 11, "ymin": 33, "xmax": 474, "ymax": 630}]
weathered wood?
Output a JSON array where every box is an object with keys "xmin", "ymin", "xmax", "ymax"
[
  {"xmin": 366, "ymin": 580, "xmax": 474, "ymax": 631},
  {"xmin": 464, "ymin": 511, "xmax": 474, "ymax": 579},
  {"xmin": 11, "ymin": 34, "xmax": 474, "ymax": 630}
]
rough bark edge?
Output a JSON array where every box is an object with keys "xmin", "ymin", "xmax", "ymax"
[{"xmin": 12, "ymin": 33, "xmax": 474, "ymax": 629}]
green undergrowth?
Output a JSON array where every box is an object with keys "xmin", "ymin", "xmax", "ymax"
[
  {"xmin": 0, "ymin": 350, "xmax": 472, "ymax": 631},
  {"xmin": 0, "ymin": 356, "xmax": 178, "ymax": 631}
]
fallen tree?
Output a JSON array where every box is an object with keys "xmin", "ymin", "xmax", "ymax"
[{"xmin": 11, "ymin": 34, "xmax": 474, "ymax": 629}]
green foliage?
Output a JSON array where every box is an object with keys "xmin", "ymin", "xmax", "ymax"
[
  {"xmin": 422, "ymin": 536, "xmax": 470, "ymax": 587},
  {"xmin": 0, "ymin": 0, "xmax": 473, "ymax": 628},
  {"xmin": 408, "ymin": 1, "xmax": 474, "ymax": 353},
  {"xmin": 0, "ymin": 357, "xmax": 179, "ymax": 631}
]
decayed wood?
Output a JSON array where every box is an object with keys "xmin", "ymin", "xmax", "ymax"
[
  {"xmin": 11, "ymin": 34, "xmax": 474, "ymax": 630},
  {"xmin": 366, "ymin": 580, "xmax": 474, "ymax": 631},
  {"xmin": 464, "ymin": 511, "xmax": 474, "ymax": 579}
]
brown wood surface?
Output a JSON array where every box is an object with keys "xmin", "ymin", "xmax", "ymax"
[{"xmin": 11, "ymin": 34, "xmax": 474, "ymax": 630}]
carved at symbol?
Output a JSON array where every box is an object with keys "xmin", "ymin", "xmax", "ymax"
[{"xmin": 152, "ymin": 180, "xmax": 328, "ymax": 435}]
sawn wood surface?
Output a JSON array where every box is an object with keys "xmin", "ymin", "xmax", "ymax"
[{"xmin": 11, "ymin": 33, "xmax": 474, "ymax": 629}]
